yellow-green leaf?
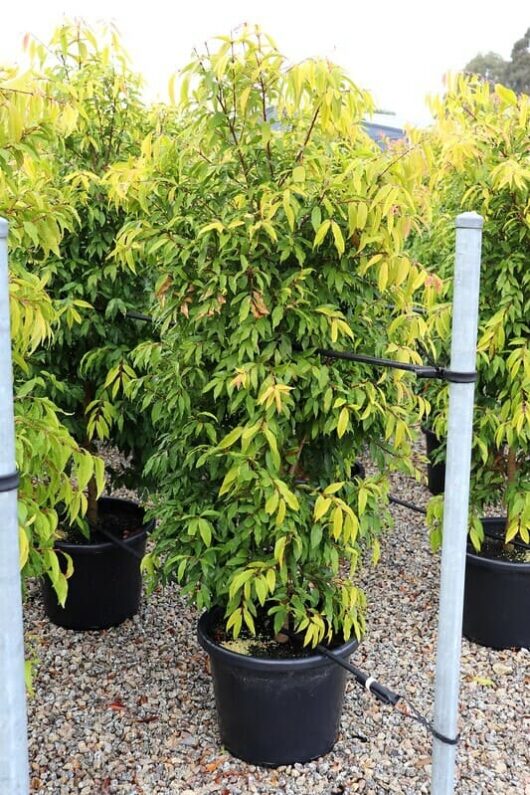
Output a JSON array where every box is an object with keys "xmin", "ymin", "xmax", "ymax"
[
  {"xmin": 337, "ymin": 407, "xmax": 349, "ymax": 438},
  {"xmin": 292, "ymin": 166, "xmax": 305, "ymax": 182},
  {"xmin": 313, "ymin": 219, "xmax": 331, "ymax": 247},
  {"xmin": 314, "ymin": 495, "xmax": 332, "ymax": 520},
  {"xmin": 19, "ymin": 528, "xmax": 29, "ymax": 570},
  {"xmin": 331, "ymin": 221, "xmax": 345, "ymax": 256}
]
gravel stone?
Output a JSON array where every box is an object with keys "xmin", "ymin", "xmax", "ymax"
[{"xmin": 24, "ymin": 442, "xmax": 529, "ymax": 793}]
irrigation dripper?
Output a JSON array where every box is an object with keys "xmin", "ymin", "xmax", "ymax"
[{"xmin": 280, "ymin": 627, "xmax": 459, "ymax": 747}]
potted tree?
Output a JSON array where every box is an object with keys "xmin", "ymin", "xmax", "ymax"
[
  {"xmin": 1, "ymin": 53, "xmax": 106, "ymax": 638},
  {"xmin": 23, "ymin": 23, "xmax": 156, "ymax": 629},
  {"xmin": 423, "ymin": 74, "xmax": 530, "ymax": 649},
  {"xmin": 116, "ymin": 27, "xmax": 429, "ymax": 764}
]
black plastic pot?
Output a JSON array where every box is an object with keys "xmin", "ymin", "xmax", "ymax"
[
  {"xmin": 423, "ymin": 427, "xmax": 446, "ymax": 495},
  {"xmin": 463, "ymin": 517, "xmax": 530, "ymax": 649},
  {"xmin": 198, "ymin": 609, "xmax": 358, "ymax": 766},
  {"xmin": 41, "ymin": 497, "xmax": 152, "ymax": 631}
]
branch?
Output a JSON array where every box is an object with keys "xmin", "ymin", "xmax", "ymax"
[
  {"xmin": 278, "ymin": 104, "xmax": 321, "ymax": 188},
  {"xmin": 289, "ymin": 434, "xmax": 308, "ymax": 477},
  {"xmin": 256, "ymin": 31, "xmax": 274, "ymax": 179},
  {"xmin": 194, "ymin": 46, "xmax": 252, "ymax": 189}
]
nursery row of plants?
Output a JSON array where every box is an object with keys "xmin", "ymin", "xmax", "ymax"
[{"xmin": 1, "ymin": 20, "xmax": 529, "ymax": 765}]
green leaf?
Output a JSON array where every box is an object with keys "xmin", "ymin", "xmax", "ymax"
[
  {"xmin": 358, "ymin": 487, "xmax": 368, "ymax": 515},
  {"xmin": 274, "ymin": 536, "xmax": 287, "ymax": 565},
  {"xmin": 332, "ymin": 507, "xmax": 343, "ymax": 539},
  {"xmin": 311, "ymin": 206, "xmax": 321, "ymax": 232},
  {"xmin": 310, "ymin": 524, "xmax": 323, "ymax": 548},
  {"xmin": 292, "ymin": 166, "xmax": 305, "ymax": 182},
  {"xmin": 276, "ymin": 480, "xmax": 299, "ymax": 510},
  {"xmin": 331, "ymin": 221, "xmax": 345, "ymax": 256},
  {"xmin": 93, "ymin": 456, "xmax": 105, "ymax": 498},
  {"xmin": 337, "ymin": 407, "xmax": 349, "ymax": 438},
  {"xmin": 313, "ymin": 219, "xmax": 331, "ymax": 248},
  {"xmin": 314, "ymin": 495, "xmax": 331, "ymax": 520},
  {"xmin": 229, "ymin": 570, "xmax": 254, "ymax": 599},
  {"xmin": 219, "ymin": 465, "xmax": 239, "ymax": 495},
  {"xmin": 198, "ymin": 519, "xmax": 213, "ymax": 546},
  {"xmin": 19, "ymin": 528, "xmax": 29, "ymax": 570},
  {"xmin": 54, "ymin": 573, "xmax": 68, "ymax": 608},
  {"xmin": 323, "ymin": 482, "xmax": 344, "ymax": 496},
  {"xmin": 217, "ymin": 427, "xmax": 243, "ymax": 450},
  {"xmin": 265, "ymin": 491, "xmax": 280, "ymax": 515},
  {"xmin": 263, "ymin": 428, "xmax": 281, "ymax": 469},
  {"xmin": 226, "ymin": 609, "xmax": 243, "ymax": 638},
  {"xmin": 254, "ymin": 577, "xmax": 267, "ymax": 605}
]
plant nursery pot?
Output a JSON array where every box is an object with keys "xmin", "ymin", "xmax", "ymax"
[
  {"xmin": 463, "ymin": 517, "xmax": 530, "ymax": 650},
  {"xmin": 423, "ymin": 427, "xmax": 445, "ymax": 495},
  {"xmin": 197, "ymin": 609, "xmax": 358, "ymax": 767},
  {"xmin": 41, "ymin": 497, "xmax": 153, "ymax": 631}
]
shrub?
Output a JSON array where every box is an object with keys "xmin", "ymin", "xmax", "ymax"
[{"xmin": 112, "ymin": 27, "xmax": 430, "ymax": 644}]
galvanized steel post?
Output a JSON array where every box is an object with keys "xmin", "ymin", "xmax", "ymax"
[
  {"xmin": 0, "ymin": 218, "xmax": 30, "ymax": 794},
  {"xmin": 431, "ymin": 212, "xmax": 483, "ymax": 795}
]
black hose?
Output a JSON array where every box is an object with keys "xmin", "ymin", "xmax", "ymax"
[{"xmin": 95, "ymin": 524, "xmax": 145, "ymax": 561}]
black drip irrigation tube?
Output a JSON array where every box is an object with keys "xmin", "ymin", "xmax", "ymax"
[
  {"xmin": 280, "ymin": 627, "xmax": 458, "ymax": 747},
  {"xmin": 104, "ymin": 494, "xmax": 456, "ymax": 747},
  {"xmin": 95, "ymin": 524, "xmax": 145, "ymax": 561},
  {"xmin": 388, "ymin": 494, "xmax": 427, "ymax": 515},
  {"xmin": 123, "ymin": 308, "xmax": 477, "ymax": 385}
]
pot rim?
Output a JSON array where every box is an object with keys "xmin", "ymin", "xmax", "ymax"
[
  {"xmin": 197, "ymin": 608, "xmax": 359, "ymax": 673},
  {"xmin": 467, "ymin": 516, "xmax": 530, "ymax": 572},
  {"xmin": 54, "ymin": 496, "xmax": 153, "ymax": 554}
]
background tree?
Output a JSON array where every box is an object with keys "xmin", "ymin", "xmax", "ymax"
[
  {"xmin": 464, "ymin": 26, "xmax": 530, "ymax": 95},
  {"xmin": 464, "ymin": 51, "xmax": 507, "ymax": 85},
  {"xmin": 507, "ymin": 27, "xmax": 530, "ymax": 95}
]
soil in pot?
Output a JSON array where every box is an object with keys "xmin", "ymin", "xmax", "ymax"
[
  {"xmin": 463, "ymin": 517, "xmax": 530, "ymax": 649},
  {"xmin": 198, "ymin": 608, "xmax": 358, "ymax": 767},
  {"xmin": 41, "ymin": 497, "xmax": 153, "ymax": 631}
]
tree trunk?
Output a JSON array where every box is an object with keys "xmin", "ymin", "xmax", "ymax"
[
  {"xmin": 506, "ymin": 447, "xmax": 517, "ymax": 486},
  {"xmin": 83, "ymin": 381, "xmax": 98, "ymax": 527}
]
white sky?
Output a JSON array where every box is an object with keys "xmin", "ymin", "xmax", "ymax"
[{"xmin": 2, "ymin": 1, "xmax": 528, "ymax": 126}]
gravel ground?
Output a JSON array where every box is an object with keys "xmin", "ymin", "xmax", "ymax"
[{"xmin": 24, "ymin": 455, "xmax": 529, "ymax": 794}]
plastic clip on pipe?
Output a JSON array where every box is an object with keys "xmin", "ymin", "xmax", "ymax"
[{"xmin": 0, "ymin": 218, "xmax": 30, "ymax": 794}]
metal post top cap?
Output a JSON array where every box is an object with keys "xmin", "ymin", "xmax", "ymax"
[
  {"xmin": 0, "ymin": 218, "xmax": 8, "ymax": 238},
  {"xmin": 455, "ymin": 211, "xmax": 483, "ymax": 229}
]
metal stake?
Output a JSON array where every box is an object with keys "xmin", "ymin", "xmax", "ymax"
[
  {"xmin": 0, "ymin": 218, "xmax": 30, "ymax": 794},
  {"xmin": 431, "ymin": 212, "xmax": 483, "ymax": 794}
]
